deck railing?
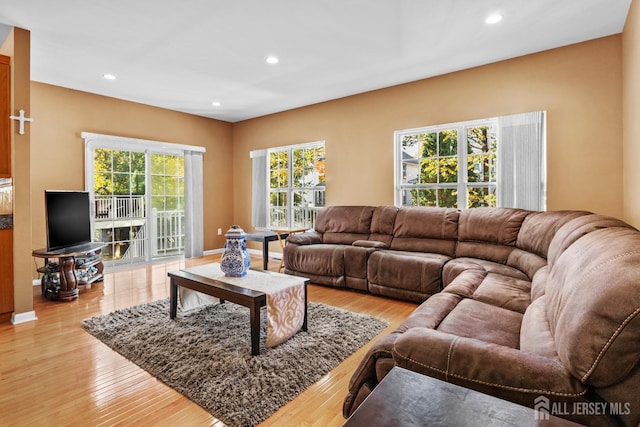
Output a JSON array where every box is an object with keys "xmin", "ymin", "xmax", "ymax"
[
  {"xmin": 94, "ymin": 195, "xmax": 145, "ymax": 219},
  {"xmin": 94, "ymin": 196, "xmax": 185, "ymax": 263},
  {"xmin": 269, "ymin": 206, "xmax": 320, "ymax": 229}
]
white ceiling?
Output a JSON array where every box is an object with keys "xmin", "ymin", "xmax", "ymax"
[{"xmin": 0, "ymin": 0, "xmax": 632, "ymax": 123}]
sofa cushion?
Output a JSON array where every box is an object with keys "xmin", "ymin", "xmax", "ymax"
[
  {"xmin": 286, "ymin": 230, "xmax": 323, "ymax": 245},
  {"xmin": 530, "ymin": 265, "xmax": 549, "ymax": 302},
  {"xmin": 456, "ymin": 207, "xmax": 530, "ymax": 263},
  {"xmin": 442, "ymin": 259, "xmax": 531, "ymax": 313},
  {"xmin": 469, "ymin": 273, "xmax": 531, "ymax": 314},
  {"xmin": 515, "ymin": 210, "xmax": 590, "ymax": 259},
  {"xmin": 397, "ymin": 292, "xmax": 463, "ymax": 332},
  {"xmin": 283, "ymin": 243, "xmax": 346, "ymax": 278},
  {"xmin": 508, "ymin": 210, "xmax": 590, "ymax": 279},
  {"xmin": 314, "ymin": 205, "xmax": 375, "ymax": 244},
  {"xmin": 389, "ymin": 207, "xmax": 459, "ymax": 256},
  {"xmin": 369, "ymin": 206, "xmax": 399, "ymax": 246},
  {"xmin": 443, "ymin": 257, "xmax": 529, "ymax": 286},
  {"xmin": 505, "ymin": 248, "xmax": 546, "ymax": 279},
  {"xmin": 436, "ymin": 298, "xmax": 522, "ymax": 348},
  {"xmin": 546, "ymin": 227, "xmax": 640, "ymax": 387},
  {"xmin": 392, "ymin": 327, "xmax": 587, "ymax": 408},
  {"xmin": 520, "ymin": 296, "xmax": 558, "ymax": 359},
  {"xmin": 547, "ymin": 214, "xmax": 636, "ymax": 268},
  {"xmin": 441, "ymin": 268, "xmax": 487, "ymax": 298},
  {"xmin": 367, "ymin": 250, "xmax": 451, "ymax": 301}
]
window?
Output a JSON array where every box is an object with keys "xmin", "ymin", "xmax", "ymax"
[
  {"xmin": 90, "ymin": 148, "xmax": 185, "ymax": 264},
  {"xmin": 265, "ymin": 141, "xmax": 325, "ymax": 228},
  {"xmin": 396, "ymin": 112, "xmax": 546, "ymax": 211},
  {"xmin": 397, "ymin": 119, "xmax": 497, "ymax": 209},
  {"xmin": 83, "ymin": 132, "xmax": 205, "ymax": 267}
]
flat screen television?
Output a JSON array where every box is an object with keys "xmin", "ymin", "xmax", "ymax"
[{"xmin": 45, "ymin": 190, "xmax": 92, "ymax": 250}]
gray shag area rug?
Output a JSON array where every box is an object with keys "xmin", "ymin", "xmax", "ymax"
[{"xmin": 81, "ymin": 299, "xmax": 388, "ymax": 426}]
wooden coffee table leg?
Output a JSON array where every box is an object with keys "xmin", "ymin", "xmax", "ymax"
[
  {"xmin": 250, "ymin": 302, "xmax": 261, "ymax": 355},
  {"xmin": 262, "ymin": 236, "xmax": 269, "ymax": 270},
  {"xmin": 302, "ymin": 284, "xmax": 308, "ymax": 331},
  {"xmin": 169, "ymin": 278, "xmax": 178, "ymax": 319}
]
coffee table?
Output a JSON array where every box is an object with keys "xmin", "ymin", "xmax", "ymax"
[{"xmin": 168, "ymin": 266, "xmax": 308, "ymax": 355}]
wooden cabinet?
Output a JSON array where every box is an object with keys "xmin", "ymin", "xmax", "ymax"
[
  {"xmin": 0, "ymin": 54, "xmax": 12, "ymax": 320},
  {"xmin": 0, "ymin": 228, "xmax": 13, "ymax": 320},
  {"xmin": 0, "ymin": 55, "xmax": 10, "ymax": 178}
]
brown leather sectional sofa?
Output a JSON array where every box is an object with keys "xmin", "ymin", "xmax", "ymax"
[{"xmin": 282, "ymin": 205, "xmax": 640, "ymax": 426}]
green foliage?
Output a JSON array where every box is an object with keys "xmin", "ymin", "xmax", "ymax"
[
  {"xmin": 402, "ymin": 125, "xmax": 496, "ymax": 208},
  {"xmin": 269, "ymin": 145, "xmax": 325, "ymax": 209},
  {"xmin": 269, "ymin": 150, "xmax": 289, "ymax": 190},
  {"xmin": 93, "ymin": 150, "xmax": 184, "ymax": 198}
]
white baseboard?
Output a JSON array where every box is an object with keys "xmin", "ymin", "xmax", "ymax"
[
  {"xmin": 33, "ymin": 279, "xmax": 41, "ymax": 287},
  {"xmin": 11, "ymin": 310, "xmax": 38, "ymax": 325}
]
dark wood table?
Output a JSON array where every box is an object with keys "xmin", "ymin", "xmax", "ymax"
[
  {"xmin": 168, "ymin": 266, "xmax": 308, "ymax": 356},
  {"xmin": 245, "ymin": 230, "xmax": 290, "ymax": 270},
  {"xmin": 344, "ymin": 367, "xmax": 585, "ymax": 427}
]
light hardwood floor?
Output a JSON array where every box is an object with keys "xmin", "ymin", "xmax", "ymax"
[{"xmin": 0, "ymin": 254, "xmax": 417, "ymax": 426}]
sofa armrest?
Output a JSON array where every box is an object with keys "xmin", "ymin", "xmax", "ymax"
[
  {"xmin": 286, "ymin": 230, "xmax": 323, "ymax": 245},
  {"xmin": 392, "ymin": 327, "xmax": 586, "ymax": 397},
  {"xmin": 352, "ymin": 239, "xmax": 389, "ymax": 249}
]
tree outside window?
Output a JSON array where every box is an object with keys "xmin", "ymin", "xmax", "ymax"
[
  {"xmin": 269, "ymin": 142, "xmax": 325, "ymax": 228},
  {"xmin": 398, "ymin": 120, "xmax": 497, "ymax": 209}
]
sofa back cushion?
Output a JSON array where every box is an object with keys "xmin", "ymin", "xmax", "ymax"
[
  {"xmin": 516, "ymin": 210, "xmax": 591, "ymax": 258},
  {"xmin": 546, "ymin": 227, "xmax": 640, "ymax": 387},
  {"xmin": 506, "ymin": 210, "xmax": 591, "ymax": 279},
  {"xmin": 389, "ymin": 207, "xmax": 459, "ymax": 256},
  {"xmin": 369, "ymin": 206, "xmax": 399, "ymax": 246},
  {"xmin": 314, "ymin": 206, "xmax": 375, "ymax": 244},
  {"xmin": 456, "ymin": 207, "xmax": 530, "ymax": 263},
  {"xmin": 547, "ymin": 214, "xmax": 637, "ymax": 268}
]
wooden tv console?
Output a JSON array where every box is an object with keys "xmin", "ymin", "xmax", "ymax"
[{"xmin": 32, "ymin": 242, "xmax": 105, "ymax": 302}]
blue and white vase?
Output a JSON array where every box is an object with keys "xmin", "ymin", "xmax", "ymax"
[{"xmin": 220, "ymin": 225, "xmax": 250, "ymax": 277}]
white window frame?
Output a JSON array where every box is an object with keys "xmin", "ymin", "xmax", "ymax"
[
  {"xmin": 82, "ymin": 132, "xmax": 205, "ymax": 265},
  {"xmin": 267, "ymin": 140, "xmax": 325, "ymax": 229},
  {"xmin": 394, "ymin": 118, "xmax": 498, "ymax": 209}
]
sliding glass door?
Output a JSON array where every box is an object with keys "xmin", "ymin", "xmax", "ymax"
[
  {"xmin": 150, "ymin": 153, "xmax": 184, "ymax": 258},
  {"xmin": 90, "ymin": 147, "xmax": 185, "ymax": 266}
]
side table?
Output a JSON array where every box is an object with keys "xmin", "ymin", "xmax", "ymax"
[
  {"xmin": 344, "ymin": 367, "xmax": 585, "ymax": 427},
  {"xmin": 272, "ymin": 227, "xmax": 308, "ymax": 272},
  {"xmin": 245, "ymin": 230, "xmax": 289, "ymax": 270}
]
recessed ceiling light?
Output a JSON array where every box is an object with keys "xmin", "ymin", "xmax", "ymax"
[
  {"xmin": 211, "ymin": 101, "xmax": 221, "ymax": 107},
  {"xmin": 485, "ymin": 14, "xmax": 503, "ymax": 24},
  {"xmin": 266, "ymin": 56, "xmax": 279, "ymax": 64},
  {"xmin": 103, "ymin": 73, "xmax": 116, "ymax": 80}
]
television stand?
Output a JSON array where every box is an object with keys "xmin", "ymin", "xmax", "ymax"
[{"xmin": 32, "ymin": 242, "xmax": 105, "ymax": 302}]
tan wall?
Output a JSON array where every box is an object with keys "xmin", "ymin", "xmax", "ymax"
[
  {"xmin": 623, "ymin": 0, "xmax": 640, "ymax": 228},
  {"xmin": 6, "ymin": 26, "xmax": 632, "ymax": 317},
  {"xmin": 30, "ymin": 83, "xmax": 234, "ymax": 266},
  {"xmin": 1, "ymin": 28, "xmax": 34, "ymax": 316},
  {"xmin": 233, "ymin": 36, "xmax": 623, "ymax": 231}
]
